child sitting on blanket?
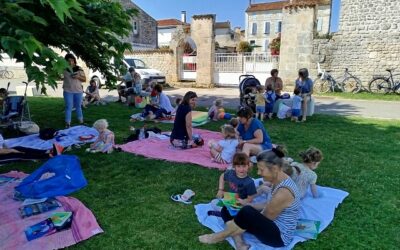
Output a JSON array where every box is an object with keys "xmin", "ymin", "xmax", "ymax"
[
  {"xmin": 208, "ymin": 99, "xmax": 223, "ymax": 121},
  {"xmin": 216, "ymin": 152, "xmax": 257, "ymax": 206},
  {"xmin": 284, "ymin": 147, "xmax": 324, "ymax": 198},
  {"xmin": 208, "ymin": 124, "xmax": 238, "ymax": 164},
  {"xmin": 86, "ymin": 119, "xmax": 115, "ymax": 154}
]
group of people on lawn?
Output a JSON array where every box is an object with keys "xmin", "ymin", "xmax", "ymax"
[
  {"xmin": 169, "ymin": 90, "xmax": 322, "ymax": 249},
  {"xmin": 1, "ymin": 53, "xmax": 320, "ymax": 249}
]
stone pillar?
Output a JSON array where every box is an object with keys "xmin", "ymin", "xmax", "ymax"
[
  {"xmin": 191, "ymin": 15, "xmax": 215, "ymax": 88},
  {"xmin": 279, "ymin": 6, "xmax": 316, "ymax": 86}
]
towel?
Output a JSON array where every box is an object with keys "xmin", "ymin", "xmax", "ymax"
[
  {"xmin": 0, "ymin": 171, "xmax": 103, "ymax": 250},
  {"xmin": 195, "ymin": 179, "xmax": 348, "ymax": 250},
  {"xmin": 118, "ymin": 128, "xmax": 227, "ymax": 170},
  {"xmin": 4, "ymin": 126, "xmax": 98, "ymax": 150}
]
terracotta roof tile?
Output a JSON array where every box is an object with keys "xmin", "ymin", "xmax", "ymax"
[
  {"xmin": 246, "ymin": 1, "xmax": 287, "ymax": 12},
  {"xmin": 246, "ymin": 0, "xmax": 330, "ymax": 12},
  {"xmin": 157, "ymin": 19, "xmax": 185, "ymax": 27},
  {"xmin": 215, "ymin": 21, "xmax": 231, "ymax": 29}
]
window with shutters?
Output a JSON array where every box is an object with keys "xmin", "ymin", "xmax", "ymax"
[
  {"xmin": 251, "ymin": 23, "xmax": 257, "ymax": 35},
  {"xmin": 264, "ymin": 22, "xmax": 270, "ymax": 35},
  {"xmin": 276, "ymin": 21, "xmax": 282, "ymax": 33},
  {"xmin": 133, "ymin": 21, "xmax": 138, "ymax": 35}
]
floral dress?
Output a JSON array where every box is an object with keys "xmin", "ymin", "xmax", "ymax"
[{"xmin": 90, "ymin": 130, "xmax": 115, "ymax": 153}]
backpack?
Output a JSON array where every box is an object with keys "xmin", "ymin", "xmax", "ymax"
[{"xmin": 39, "ymin": 128, "xmax": 57, "ymax": 140}]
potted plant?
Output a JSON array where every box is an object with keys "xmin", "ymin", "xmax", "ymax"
[{"xmin": 270, "ymin": 36, "xmax": 281, "ymax": 55}]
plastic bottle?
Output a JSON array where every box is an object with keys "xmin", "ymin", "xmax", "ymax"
[{"xmin": 138, "ymin": 127, "xmax": 145, "ymax": 140}]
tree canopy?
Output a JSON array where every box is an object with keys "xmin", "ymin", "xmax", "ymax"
[{"xmin": 0, "ymin": 0, "xmax": 136, "ymax": 93}]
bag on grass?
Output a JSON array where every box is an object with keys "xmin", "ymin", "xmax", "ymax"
[
  {"xmin": 15, "ymin": 155, "xmax": 87, "ymax": 199},
  {"xmin": 135, "ymin": 96, "xmax": 149, "ymax": 108},
  {"xmin": 39, "ymin": 128, "xmax": 57, "ymax": 140},
  {"xmin": 277, "ymin": 103, "xmax": 291, "ymax": 119}
]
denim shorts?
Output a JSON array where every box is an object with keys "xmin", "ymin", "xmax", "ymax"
[
  {"xmin": 292, "ymin": 109, "xmax": 301, "ymax": 117},
  {"xmin": 256, "ymin": 105, "xmax": 265, "ymax": 113}
]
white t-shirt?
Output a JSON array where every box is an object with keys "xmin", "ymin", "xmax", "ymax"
[
  {"xmin": 218, "ymin": 139, "xmax": 239, "ymax": 163},
  {"xmin": 159, "ymin": 92, "xmax": 174, "ymax": 113}
]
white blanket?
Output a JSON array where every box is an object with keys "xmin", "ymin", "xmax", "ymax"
[
  {"xmin": 4, "ymin": 125, "xmax": 98, "ymax": 150},
  {"xmin": 195, "ymin": 179, "xmax": 348, "ymax": 250}
]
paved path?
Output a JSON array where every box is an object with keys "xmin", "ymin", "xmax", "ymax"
[{"xmin": 1, "ymin": 78, "xmax": 400, "ymax": 120}]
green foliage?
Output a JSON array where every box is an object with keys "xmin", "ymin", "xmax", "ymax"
[
  {"xmin": 1, "ymin": 97, "xmax": 399, "ymax": 249},
  {"xmin": 236, "ymin": 41, "xmax": 253, "ymax": 53},
  {"xmin": 0, "ymin": 0, "xmax": 136, "ymax": 93},
  {"xmin": 270, "ymin": 36, "xmax": 281, "ymax": 50}
]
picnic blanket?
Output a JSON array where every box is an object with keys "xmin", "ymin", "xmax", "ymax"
[
  {"xmin": 130, "ymin": 111, "xmax": 209, "ymax": 127},
  {"xmin": 0, "ymin": 171, "xmax": 103, "ymax": 250},
  {"xmin": 195, "ymin": 180, "xmax": 349, "ymax": 250},
  {"xmin": 118, "ymin": 128, "xmax": 227, "ymax": 170},
  {"xmin": 4, "ymin": 126, "xmax": 98, "ymax": 150}
]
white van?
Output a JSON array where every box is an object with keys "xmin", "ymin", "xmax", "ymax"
[{"xmin": 89, "ymin": 56, "xmax": 166, "ymax": 88}]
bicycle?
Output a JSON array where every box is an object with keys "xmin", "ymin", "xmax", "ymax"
[
  {"xmin": 0, "ymin": 67, "xmax": 14, "ymax": 79},
  {"xmin": 314, "ymin": 64, "xmax": 362, "ymax": 94},
  {"xmin": 368, "ymin": 68, "xmax": 400, "ymax": 94}
]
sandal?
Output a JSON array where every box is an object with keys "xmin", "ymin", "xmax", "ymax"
[{"xmin": 170, "ymin": 189, "xmax": 195, "ymax": 204}]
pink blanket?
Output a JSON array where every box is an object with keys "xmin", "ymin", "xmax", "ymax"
[
  {"xmin": 118, "ymin": 128, "xmax": 227, "ymax": 170},
  {"xmin": 0, "ymin": 171, "xmax": 103, "ymax": 250}
]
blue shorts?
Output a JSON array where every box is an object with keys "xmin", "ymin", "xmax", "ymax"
[
  {"xmin": 265, "ymin": 103, "xmax": 274, "ymax": 114},
  {"xmin": 256, "ymin": 106, "xmax": 265, "ymax": 113},
  {"xmin": 292, "ymin": 109, "xmax": 301, "ymax": 117}
]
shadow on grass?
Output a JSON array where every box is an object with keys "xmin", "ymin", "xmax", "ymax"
[{"xmin": 1, "ymin": 97, "xmax": 399, "ymax": 249}]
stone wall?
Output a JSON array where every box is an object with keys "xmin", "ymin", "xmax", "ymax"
[
  {"xmin": 120, "ymin": 0, "xmax": 157, "ymax": 49},
  {"xmin": 317, "ymin": 0, "xmax": 400, "ymax": 84},
  {"xmin": 279, "ymin": 6, "xmax": 315, "ymax": 85},
  {"xmin": 191, "ymin": 15, "xmax": 215, "ymax": 87},
  {"xmin": 126, "ymin": 51, "xmax": 177, "ymax": 83}
]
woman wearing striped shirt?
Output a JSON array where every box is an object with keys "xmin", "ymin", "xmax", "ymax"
[{"xmin": 199, "ymin": 148, "xmax": 300, "ymax": 249}]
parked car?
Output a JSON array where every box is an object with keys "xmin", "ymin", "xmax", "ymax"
[{"xmin": 89, "ymin": 56, "xmax": 166, "ymax": 88}]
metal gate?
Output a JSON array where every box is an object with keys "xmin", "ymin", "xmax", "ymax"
[
  {"xmin": 214, "ymin": 53, "xmax": 277, "ymax": 86},
  {"xmin": 180, "ymin": 55, "xmax": 197, "ymax": 80}
]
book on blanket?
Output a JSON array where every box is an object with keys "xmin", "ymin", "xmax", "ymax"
[
  {"xmin": 295, "ymin": 219, "xmax": 321, "ymax": 240},
  {"xmin": 24, "ymin": 212, "xmax": 73, "ymax": 241},
  {"xmin": 216, "ymin": 192, "xmax": 243, "ymax": 216},
  {"xmin": 19, "ymin": 199, "xmax": 61, "ymax": 218}
]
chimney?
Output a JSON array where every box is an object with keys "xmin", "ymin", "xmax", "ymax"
[{"xmin": 181, "ymin": 11, "xmax": 186, "ymax": 23}]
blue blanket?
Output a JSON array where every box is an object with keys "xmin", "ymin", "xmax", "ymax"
[{"xmin": 4, "ymin": 126, "xmax": 98, "ymax": 150}]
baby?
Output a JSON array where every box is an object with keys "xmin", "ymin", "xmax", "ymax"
[{"xmin": 87, "ymin": 119, "xmax": 115, "ymax": 154}]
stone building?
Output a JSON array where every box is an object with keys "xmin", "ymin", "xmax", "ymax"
[
  {"xmin": 119, "ymin": 0, "xmax": 157, "ymax": 50},
  {"xmin": 245, "ymin": 0, "xmax": 330, "ymax": 53},
  {"xmin": 215, "ymin": 21, "xmax": 243, "ymax": 52},
  {"xmin": 157, "ymin": 18, "xmax": 187, "ymax": 47},
  {"xmin": 316, "ymin": 0, "xmax": 400, "ymax": 84}
]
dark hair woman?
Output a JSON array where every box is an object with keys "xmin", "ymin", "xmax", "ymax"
[
  {"xmin": 294, "ymin": 68, "xmax": 314, "ymax": 122},
  {"xmin": 236, "ymin": 107, "xmax": 272, "ymax": 156},
  {"xmin": 63, "ymin": 53, "xmax": 86, "ymax": 128},
  {"xmin": 170, "ymin": 91, "xmax": 197, "ymax": 147}
]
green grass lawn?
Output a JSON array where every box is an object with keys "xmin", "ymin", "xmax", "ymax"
[
  {"xmin": 315, "ymin": 92, "xmax": 400, "ymax": 101},
  {"xmin": 1, "ymin": 97, "xmax": 399, "ymax": 249}
]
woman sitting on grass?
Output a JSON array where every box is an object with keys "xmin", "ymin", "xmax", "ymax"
[
  {"xmin": 199, "ymin": 148, "xmax": 300, "ymax": 249},
  {"xmin": 170, "ymin": 91, "xmax": 197, "ymax": 148},
  {"xmin": 237, "ymin": 107, "xmax": 272, "ymax": 157}
]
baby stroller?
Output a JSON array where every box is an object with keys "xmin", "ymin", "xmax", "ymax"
[
  {"xmin": 239, "ymin": 75, "xmax": 261, "ymax": 113},
  {"xmin": 0, "ymin": 82, "xmax": 32, "ymax": 130}
]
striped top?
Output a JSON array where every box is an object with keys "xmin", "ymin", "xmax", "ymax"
[{"xmin": 266, "ymin": 177, "xmax": 300, "ymax": 246}]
